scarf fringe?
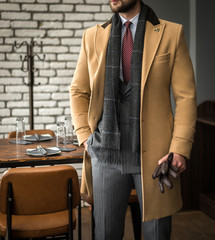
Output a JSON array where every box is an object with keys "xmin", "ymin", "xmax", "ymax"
[{"xmin": 98, "ymin": 148, "xmax": 121, "ymax": 164}]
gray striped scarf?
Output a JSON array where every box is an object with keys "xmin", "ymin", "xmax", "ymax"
[{"xmin": 99, "ymin": 2, "xmax": 148, "ymax": 165}]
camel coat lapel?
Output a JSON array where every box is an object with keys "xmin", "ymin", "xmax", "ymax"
[
  {"xmin": 88, "ymin": 24, "xmax": 111, "ymax": 132},
  {"xmin": 141, "ymin": 21, "xmax": 165, "ymax": 94}
]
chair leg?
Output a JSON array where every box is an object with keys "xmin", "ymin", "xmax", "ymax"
[
  {"xmin": 130, "ymin": 203, "xmax": 142, "ymax": 240},
  {"xmin": 6, "ymin": 182, "xmax": 13, "ymax": 240},
  {"xmin": 0, "ymin": 235, "xmax": 5, "ymax": 240},
  {"xmin": 78, "ymin": 201, "xmax": 81, "ymax": 240},
  {"xmin": 68, "ymin": 179, "xmax": 73, "ymax": 240},
  {"xmin": 91, "ymin": 205, "xmax": 95, "ymax": 240}
]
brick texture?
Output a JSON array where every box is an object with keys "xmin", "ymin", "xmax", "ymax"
[{"xmin": 0, "ymin": 0, "xmax": 112, "ymax": 140}]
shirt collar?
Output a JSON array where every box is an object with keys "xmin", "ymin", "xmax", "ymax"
[{"xmin": 119, "ymin": 13, "xmax": 140, "ymax": 27}]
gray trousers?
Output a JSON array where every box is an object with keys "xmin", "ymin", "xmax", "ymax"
[{"xmin": 91, "ymin": 155, "xmax": 172, "ymax": 240}]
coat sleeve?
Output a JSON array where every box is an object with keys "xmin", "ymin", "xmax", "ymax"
[
  {"xmin": 70, "ymin": 30, "xmax": 92, "ymax": 145},
  {"xmin": 169, "ymin": 25, "xmax": 197, "ymax": 159}
]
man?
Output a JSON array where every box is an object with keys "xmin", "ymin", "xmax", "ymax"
[{"xmin": 70, "ymin": 0, "xmax": 197, "ymax": 239}]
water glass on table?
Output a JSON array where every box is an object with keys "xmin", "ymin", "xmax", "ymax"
[
  {"xmin": 56, "ymin": 121, "xmax": 76, "ymax": 152},
  {"xmin": 65, "ymin": 116, "xmax": 78, "ymax": 146},
  {"xmin": 64, "ymin": 117, "xmax": 73, "ymax": 144},
  {"xmin": 16, "ymin": 117, "xmax": 26, "ymax": 144},
  {"xmin": 72, "ymin": 130, "xmax": 78, "ymax": 145},
  {"xmin": 56, "ymin": 122, "xmax": 67, "ymax": 151}
]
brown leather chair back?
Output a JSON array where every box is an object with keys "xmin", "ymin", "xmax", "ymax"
[
  {"xmin": 0, "ymin": 165, "xmax": 80, "ymax": 215},
  {"xmin": 8, "ymin": 129, "xmax": 55, "ymax": 138}
]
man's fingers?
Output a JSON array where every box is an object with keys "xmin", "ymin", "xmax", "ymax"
[
  {"xmin": 158, "ymin": 153, "xmax": 186, "ymax": 174},
  {"xmin": 177, "ymin": 165, "xmax": 186, "ymax": 174},
  {"xmin": 158, "ymin": 154, "xmax": 168, "ymax": 165},
  {"xmin": 171, "ymin": 153, "xmax": 186, "ymax": 174}
]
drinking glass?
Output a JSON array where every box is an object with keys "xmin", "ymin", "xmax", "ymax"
[
  {"xmin": 16, "ymin": 117, "xmax": 25, "ymax": 144},
  {"xmin": 72, "ymin": 129, "xmax": 78, "ymax": 145},
  {"xmin": 56, "ymin": 122, "xmax": 67, "ymax": 151},
  {"xmin": 70, "ymin": 119, "xmax": 78, "ymax": 145},
  {"xmin": 64, "ymin": 117, "xmax": 73, "ymax": 144}
]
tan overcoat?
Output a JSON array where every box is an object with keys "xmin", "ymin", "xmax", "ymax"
[{"xmin": 70, "ymin": 8, "xmax": 197, "ymax": 222}]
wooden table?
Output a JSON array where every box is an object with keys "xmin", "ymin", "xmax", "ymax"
[{"xmin": 0, "ymin": 138, "xmax": 84, "ymax": 168}]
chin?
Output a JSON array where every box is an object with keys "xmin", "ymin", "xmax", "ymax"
[{"xmin": 110, "ymin": 1, "xmax": 122, "ymax": 12}]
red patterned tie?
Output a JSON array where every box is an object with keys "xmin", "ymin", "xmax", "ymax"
[{"xmin": 122, "ymin": 21, "xmax": 133, "ymax": 85}]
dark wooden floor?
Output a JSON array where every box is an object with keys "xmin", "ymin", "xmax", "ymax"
[{"xmin": 73, "ymin": 207, "xmax": 215, "ymax": 240}]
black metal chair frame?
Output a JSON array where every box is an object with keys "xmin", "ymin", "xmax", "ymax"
[{"xmin": 5, "ymin": 179, "xmax": 81, "ymax": 240}]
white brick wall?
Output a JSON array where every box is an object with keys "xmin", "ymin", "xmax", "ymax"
[
  {"xmin": 22, "ymin": 4, "xmax": 48, "ymax": 12},
  {"xmin": 1, "ymin": 12, "xmax": 31, "ymax": 20},
  {"xmin": 33, "ymin": 13, "xmax": 63, "ymax": 21},
  {"xmin": 0, "ymin": 3, "xmax": 20, "ymax": 11},
  {"xmin": 76, "ymin": 4, "xmax": 100, "ymax": 12},
  {"xmin": 0, "ymin": 54, "xmax": 5, "ymax": 60},
  {"xmin": 11, "ymin": 21, "xmax": 38, "ymax": 28},
  {"xmin": 0, "ymin": 20, "xmax": 10, "ymax": 28},
  {"xmin": 0, "ymin": 0, "xmax": 112, "ymax": 140},
  {"xmin": 49, "ymin": 4, "xmax": 74, "ymax": 12}
]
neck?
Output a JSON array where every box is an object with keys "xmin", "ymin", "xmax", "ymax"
[{"xmin": 119, "ymin": 1, "xmax": 141, "ymax": 20}]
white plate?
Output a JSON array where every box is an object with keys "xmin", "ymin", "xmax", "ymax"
[
  {"xmin": 26, "ymin": 147, "xmax": 61, "ymax": 156},
  {"xmin": 23, "ymin": 134, "xmax": 53, "ymax": 142}
]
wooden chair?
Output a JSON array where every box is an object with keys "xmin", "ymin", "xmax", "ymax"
[
  {"xmin": 81, "ymin": 189, "xmax": 142, "ymax": 240},
  {"xmin": 0, "ymin": 165, "xmax": 81, "ymax": 240},
  {"xmin": 8, "ymin": 129, "xmax": 55, "ymax": 138}
]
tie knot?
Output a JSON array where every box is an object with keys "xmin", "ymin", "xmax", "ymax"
[{"xmin": 125, "ymin": 21, "xmax": 132, "ymax": 29}]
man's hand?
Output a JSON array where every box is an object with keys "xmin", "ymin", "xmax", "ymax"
[
  {"xmin": 83, "ymin": 140, "xmax": 88, "ymax": 151},
  {"xmin": 158, "ymin": 153, "xmax": 186, "ymax": 174}
]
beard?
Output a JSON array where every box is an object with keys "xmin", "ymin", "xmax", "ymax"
[{"xmin": 110, "ymin": 0, "xmax": 139, "ymax": 13}]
